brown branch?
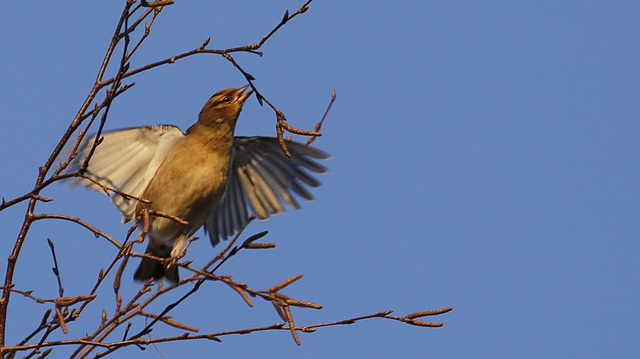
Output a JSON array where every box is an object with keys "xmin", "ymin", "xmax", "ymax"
[
  {"xmin": 0, "ymin": 0, "xmax": 318, "ymax": 212},
  {"xmin": 0, "ymin": 172, "xmax": 76, "ymax": 211},
  {"xmin": 46, "ymin": 240, "xmax": 64, "ymax": 298},
  {"xmin": 30, "ymin": 214, "xmax": 122, "ymax": 248},
  {"xmin": 0, "ymin": 2, "xmax": 452, "ymax": 358},
  {"xmin": 306, "ymin": 89, "xmax": 336, "ymax": 146},
  {"xmin": 5, "ymin": 307, "xmax": 451, "ymax": 355},
  {"xmin": 104, "ymin": 0, "xmax": 313, "ymax": 88},
  {"xmin": 125, "ymin": 227, "xmax": 259, "ymax": 342},
  {"xmin": 298, "ymin": 307, "xmax": 453, "ymax": 332},
  {"xmin": 6, "ymin": 225, "xmax": 450, "ymax": 358},
  {"xmin": 223, "ymin": 0, "xmax": 313, "ymax": 53},
  {"xmin": 0, "ymin": 1, "xmax": 140, "ymax": 346},
  {"xmin": 12, "ymin": 308, "xmax": 53, "ymax": 351},
  {"xmin": 218, "ymin": 51, "xmax": 323, "ymax": 157}
]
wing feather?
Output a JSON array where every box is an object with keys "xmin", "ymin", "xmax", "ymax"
[
  {"xmin": 204, "ymin": 137, "xmax": 329, "ymax": 246},
  {"xmin": 66, "ymin": 125, "xmax": 185, "ymax": 221}
]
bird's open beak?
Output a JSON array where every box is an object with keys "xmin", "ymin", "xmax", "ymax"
[{"xmin": 237, "ymin": 85, "xmax": 253, "ymax": 105}]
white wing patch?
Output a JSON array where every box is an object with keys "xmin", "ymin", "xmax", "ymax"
[{"xmin": 66, "ymin": 125, "xmax": 185, "ymax": 222}]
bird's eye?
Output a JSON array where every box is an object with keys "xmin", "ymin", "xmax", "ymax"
[{"xmin": 222, "ymin": 97, "xmax": 231, "ymax": 103}]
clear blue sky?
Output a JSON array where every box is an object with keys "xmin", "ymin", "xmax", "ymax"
[{"xmin": 1, "ymin": 1, "xmax": 638, "ymax": 358}]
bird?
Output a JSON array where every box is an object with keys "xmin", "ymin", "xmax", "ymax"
[{"xmin": 66, "ymin": 86, "xmax": 329, "ymax": 282}]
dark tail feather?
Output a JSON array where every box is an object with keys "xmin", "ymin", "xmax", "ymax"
[{"xmin": 134, "ymin": 244, "xmax": 179, "ymax": 283}]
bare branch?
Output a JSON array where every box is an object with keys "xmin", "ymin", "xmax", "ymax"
[
  {"xmin": 1, "ymin": 1, "xmax": 450, "ymax": 357},
  {"xmin": 307, "ymin": 89, "xmax": 336, "ymax": 146},
  {"xmin": 46, "ymin": 239, "xmax": 64, "ymax": 298}
]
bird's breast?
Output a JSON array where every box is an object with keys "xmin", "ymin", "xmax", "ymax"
[{"xmin": 136, "ymin": 135, "xmax": 233, "ymax": 243}]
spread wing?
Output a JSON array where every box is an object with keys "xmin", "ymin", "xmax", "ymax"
[
  {"xmin": 205, "ymin": 137, "xmax": 330, "ymax": 246},
  {"xmin": 66, "ymin": 125, "xmax": 185, "ymax": 222}
]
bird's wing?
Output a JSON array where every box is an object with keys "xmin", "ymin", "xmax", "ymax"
[
  {"xmin": 66, "ymin": 125, "xmax": 185, "ymax": 222},
  {"xmin": 205, "ymin": 137, "xmax": 330, "ymax": 246}
]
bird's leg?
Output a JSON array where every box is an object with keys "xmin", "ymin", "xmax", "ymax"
[{"xmin": 170, "ymin": 235, "xmax": 188, "ymax": 260}]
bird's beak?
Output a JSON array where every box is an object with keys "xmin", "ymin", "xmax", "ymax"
[{"xmin": 237, "ymin": 85, "xmax": 253, "ymax": 105}]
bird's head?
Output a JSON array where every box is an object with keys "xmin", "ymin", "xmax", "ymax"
[{"xmin": 198, "ymin": 85, "xmax": 253, "ymax": 129}]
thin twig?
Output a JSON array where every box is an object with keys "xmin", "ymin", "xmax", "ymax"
[
  {"xmin": 0, "ymin": 2, "xmax": 450, "ymax": 358},
  {"xmin": 46, "ymin": 239, "xmax": 64, "ymax": 298},
  {"xmin": 31, "ymin": 214, "xmax": 122, "ymax": 248},
  {"xmin": 306, "ymin": 89, "xmax": 336, "ymax": 146},
  {"xmin": 5, "ymin": 307, "xmax": 451, "ymax": 355}
]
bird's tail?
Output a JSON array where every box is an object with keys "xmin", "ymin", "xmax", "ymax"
[{"xmin": 134, "ymin": 242, "xmax": 179, "ymax": 283}]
